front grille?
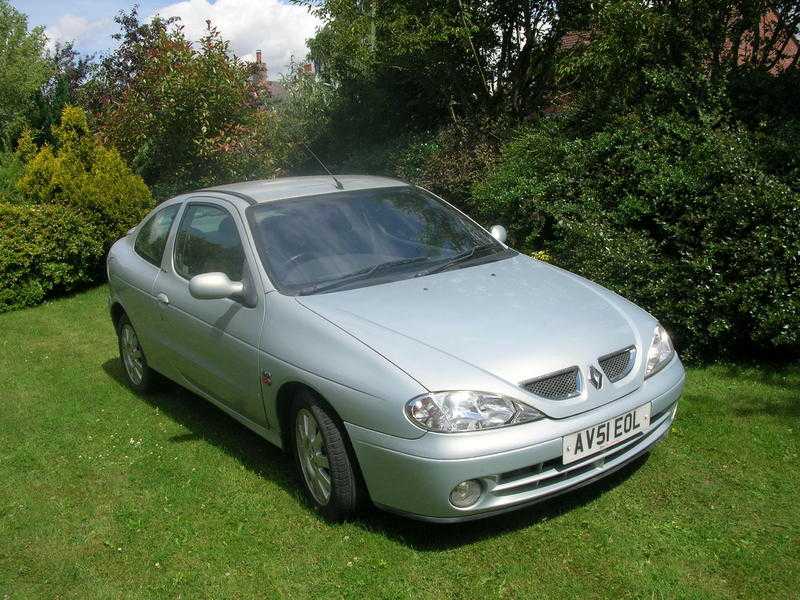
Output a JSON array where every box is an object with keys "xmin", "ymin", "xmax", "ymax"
[
  {"xmin": 522, "ymin": 367, "xmax": 581, "ymax": 400},
  {"xmin": 598, "ymin": 346, "xmax": 636, "ymax": 382}
]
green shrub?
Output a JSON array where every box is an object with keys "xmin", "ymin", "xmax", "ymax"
[
  {"xmin": 0, "ymin": 202, "xmax": 104, "ymax": 312},
  {"xmin": 330, "ymin": 124, "xmax": 504, "ymax": 212},
  {"xmin": 750, "ymin": 118, "xmax": 800, "ymax": 191},
  {"xmin": 473, "ymin": 114, "xmax": 800, "ymax": 361},
  {"xmin": 0, "ymin": 107, "xmax": 153, "ymax": 313},
  {"xmin": 0, "ymin": 150, "xmax": 25, "ymax": 203},
  {"xmin": 393, "ymin": 125, "xmax": 503, "ymax": 209},
  {"xmin": 92, "ymin": 14, "xmax": 263, "ymax": 194},
  {"xmin": 17, "ymin": 106, "xmax": 153, "ymax": 249},
  {"xmin": 333, "ymin": 135, "xmax": 418, "ymax": 178}
]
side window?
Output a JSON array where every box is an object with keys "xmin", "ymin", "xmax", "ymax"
[
  {"xmin": 134, "ymin": 204, "xmax": 181, "ymax": 267},
  {"xmin": 174, "ymin": 204, "xmax": 246, "ymax": 281}
]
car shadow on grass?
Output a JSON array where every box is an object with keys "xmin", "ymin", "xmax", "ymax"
[
  {"xmin": 102, "ymin": 357, "xmax": 650, "ymax": 550},
  {"xmin": 684, "ymin": 389, "xmax": 800, "ymax": 420},
  {"xmin": 717, "ymin": 366, "xmax": 800, "ymax": 419},
  {"xmin": 681, "ymin": 364, "xmax": 800, "ymax": 420},
  {"xmin": 101, "ymin": 358, "xmax": 298, "ymax": 499}
]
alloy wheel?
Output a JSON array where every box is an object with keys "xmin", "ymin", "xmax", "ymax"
[
  {"xmin": 295, "ymin": 408, "xmax": 332, "ymax": 505},
  {"xmin": 121, "ymin": 324, "xmax": 144, "ymax": 385}
]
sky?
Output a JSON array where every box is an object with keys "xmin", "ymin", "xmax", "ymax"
[{"xmin": 12, "ymin": 0, "xmax": 321, "ymax": 77}]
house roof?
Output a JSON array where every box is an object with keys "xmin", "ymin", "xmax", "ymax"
[{"xmin": 560, "ymin": 31, "xmax": 591, "ymax": 50}]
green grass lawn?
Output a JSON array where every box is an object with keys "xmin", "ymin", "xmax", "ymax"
[{"xmin": 0, "ymin": 286, "xmax": 798, "ymax": 599}]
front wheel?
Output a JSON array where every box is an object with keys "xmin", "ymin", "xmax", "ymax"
[{"xmin": 291, "ymin": 392, "xmax": 360, "ymax": 521}]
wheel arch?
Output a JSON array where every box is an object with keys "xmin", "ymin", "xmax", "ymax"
[
  {"xmin": 274, "ymin": 380, "xmax": 370, "ymax": 500},
  {"xmin": 110, "ymin": 301, "xmax": 127, "ymax": 331},
  {"xmin": 275, "ymin": 381, "xmax": 340, "ymax": 450}
]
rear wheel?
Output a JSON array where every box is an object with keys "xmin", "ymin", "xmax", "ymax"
[
  {"xmin": 291, "ymin": 391, "xmax": 360, "ymax": 521},
  {"xmin": 117, "ymin": 315, "xmax": 157, "ymax": 393}
]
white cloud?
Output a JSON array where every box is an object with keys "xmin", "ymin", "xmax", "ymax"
[
  {"xmin": 44, "ymin": 14, "xmax": 114, "ymax": 53},
  {"xmin": 153, "ymin": 0, "xmax": 320, "ymax": 77}
]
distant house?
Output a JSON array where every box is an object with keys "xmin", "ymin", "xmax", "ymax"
[
  {"xmin": 725, "ymin": 9, "xmax": 800, "ymax": 74},
  {"xmin": 559, "ymin": 31, "xmax": 591, "ymax": 51},
  {"xmin": 546, "ymin": 11, "xmax": 798, "ymax": 113},
  {"xmin": 558, "ymin": 10, "xmax": 799, "ymax": 73},
  {"xmin": 249, "ymin": 50, "xmax": 288, "ymax": 102},
  {"xmin": 248, "ymin": 51, "xmax": 318, "ymax": 104}
]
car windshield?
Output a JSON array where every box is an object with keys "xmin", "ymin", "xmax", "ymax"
[{"xmin": 246, "ymin": 186, "xmax": 512, "ymax": 295}]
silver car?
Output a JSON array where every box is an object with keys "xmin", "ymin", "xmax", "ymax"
[{"xmin": 107, "ymin": 175, "xmax": 684, "ymax": 522}]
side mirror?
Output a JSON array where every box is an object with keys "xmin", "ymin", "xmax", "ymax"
[
  {"xmin": 188, "ymin": 272, "xmax": 244, "ymax": 301},
  {"xmin": 490, "ymin": 225, "xmax": 507, "ymax": 244}
]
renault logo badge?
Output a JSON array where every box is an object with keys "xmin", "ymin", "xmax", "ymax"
[{"xmin": 589, "ymin": 365, "xmax": 603, "ymax": 390}]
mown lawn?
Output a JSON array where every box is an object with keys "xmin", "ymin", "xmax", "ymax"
[{"xmin": 0, "ymin": 286, "xmax": 798, "ymax": 599}]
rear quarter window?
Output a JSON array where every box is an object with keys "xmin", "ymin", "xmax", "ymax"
[{"xmin": 134, "ymin": 204, "xmax": 181, "ymax": 267}]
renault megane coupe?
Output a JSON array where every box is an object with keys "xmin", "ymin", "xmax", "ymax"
[{"xmin": 107, "ymin": 175, "xmax": 684, "ymax": 522}]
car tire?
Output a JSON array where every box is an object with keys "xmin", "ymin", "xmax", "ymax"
[
  {"xmin": 291, "ymin": 391, "xmax": 360, "ymax": 521},
  {"xmin": 116, "ymin": 314, "xmax": 157, "ymax": 393}
]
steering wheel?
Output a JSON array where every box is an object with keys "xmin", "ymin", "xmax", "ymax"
[{"xmin": 282, "ymin": 252, "xmax": 317, "ymax": 273}]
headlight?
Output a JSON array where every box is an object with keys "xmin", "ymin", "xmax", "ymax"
[
  {"xmin": 644, "ymin": 324, "xmax": 674, "ymax": 378},
  {"xmin": 405, "ymin": 390, "xmax": 545, "ymax": 433}
]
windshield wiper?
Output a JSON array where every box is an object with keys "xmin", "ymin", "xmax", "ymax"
[
  {"xmin": 298, "ymin": 256, "xmax": 430, "ymax": 295},
  {"xmin": 414, "ymin": 242, "xmax": 497, "ymax": 278}
]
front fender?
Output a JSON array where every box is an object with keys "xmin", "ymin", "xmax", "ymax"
[{"xmin": 259, "ymin": 293, "xmax": 428, "ymax": 439}]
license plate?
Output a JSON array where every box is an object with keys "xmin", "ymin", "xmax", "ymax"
[{"xmin": 562, "ymin": 403, "xmax": 651, "ymax": 465}]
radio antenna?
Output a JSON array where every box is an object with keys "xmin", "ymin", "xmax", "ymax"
[{"xmin": 302, "ymin": 143, "xmax": 344, "ymax": 190}]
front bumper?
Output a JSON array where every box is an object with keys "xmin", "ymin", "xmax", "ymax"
[{"xmin": 346, "ymin": 357, "xmax": 685, "ymax": 522}]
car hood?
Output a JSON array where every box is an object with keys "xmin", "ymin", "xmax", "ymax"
[{"xmin": 297, "ymin": 254, "xmax": 655, "ymax": 418}]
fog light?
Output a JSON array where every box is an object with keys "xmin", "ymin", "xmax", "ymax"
[{"xmin": 450, "ymin": 479, "xmax": 482, "ymax": 508}]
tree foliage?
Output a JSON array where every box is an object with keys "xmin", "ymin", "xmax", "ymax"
[
  {"xmin": 303, "ymin": 0, "xmax": 580, "ymax": 150},
  {"xmin": 29, "ymin": 42, "xmax": 95, "ymax": 147},
  {"xmin": 0, "ymin": 0, "xmax": 50, "ymax": 145},
  {"xmin": 558, "ymin": 0, "xmax": 800, "ymax": 128},
  {"xmin": 90, "ymin": 8, "xmax": 287, "ymax": 196},
  {"xmin": 473, "ymin": 114, "xmax": 800, "ymax": 361},
  {"xmin": 303, "ymin": 0, "xmax": 800, "ymax": 149},
  {"xmin": 17, "ymin": 106, "xmax": 153, "ymax": 245}
]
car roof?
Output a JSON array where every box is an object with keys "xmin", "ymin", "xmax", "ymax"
[{"xmin": 202, "ymin": 175, "xmax": 408, "ymax": 204}]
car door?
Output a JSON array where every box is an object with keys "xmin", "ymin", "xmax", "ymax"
[
  {"xmin": 153, "ymin": 198, "xmax": 267, "ymax": 428},
  {"xmin": 112, "ymin": 202, "xmax": 182, "ymax": 370}
]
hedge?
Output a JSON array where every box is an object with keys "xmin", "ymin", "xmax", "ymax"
[
  {"xmin": 16, "ymin": 107, "xmax": 153, "ymax": 249},
  {"xmin": 472, "ymin": 114, "xmax": 800, "ymax": 362},
  {"xmin": 0, "ymin": 107, "xmax": 153, "ymax": 312},
  {"xmin": 0, "ymin": 203, "xmax": 105, "ymax": 312}
]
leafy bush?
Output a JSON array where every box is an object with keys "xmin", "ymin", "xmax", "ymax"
[
  {"xmin": 0, "ymin": 0, "xmax": 50, "ymax": 143},
  {"xmin": 392, "ymin": 125, "xmax": 504, "ymax": 209},
  {"xmin": 0, "ymin": 202, "xmax": 104, "ymax": 312},
  {"xmin": 749, "ymin": 118, "xmax": 800, "ymax": 191},
  {"xmin": 325, "ymin": 124, "xmax": 504, "ymax": 212},
  {"xmin": 473, "ymin": 114, "xmax": 800, "ymax": 361},
  {"xmin": 16, "ymin": 106, "xmax": 152, "ymax": 248},
  {"xmin": 91, "ymin": 12, "xmax": 281, "ymax": 194},
  {"xmin": 204, "ymin": 110, "xmax": 293, "ymax": 189},
  {"xmin": 0, "ymin": 150, "xmax": 26, "ymax": 203},
  {"xmin": 0, "ymin": 106, "xmax": 152, "ymax": 312}
]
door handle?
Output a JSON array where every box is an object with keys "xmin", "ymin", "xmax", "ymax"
[{"xmin": 156, "ymin": 293, "xmax": 170, "ymax": 305}]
